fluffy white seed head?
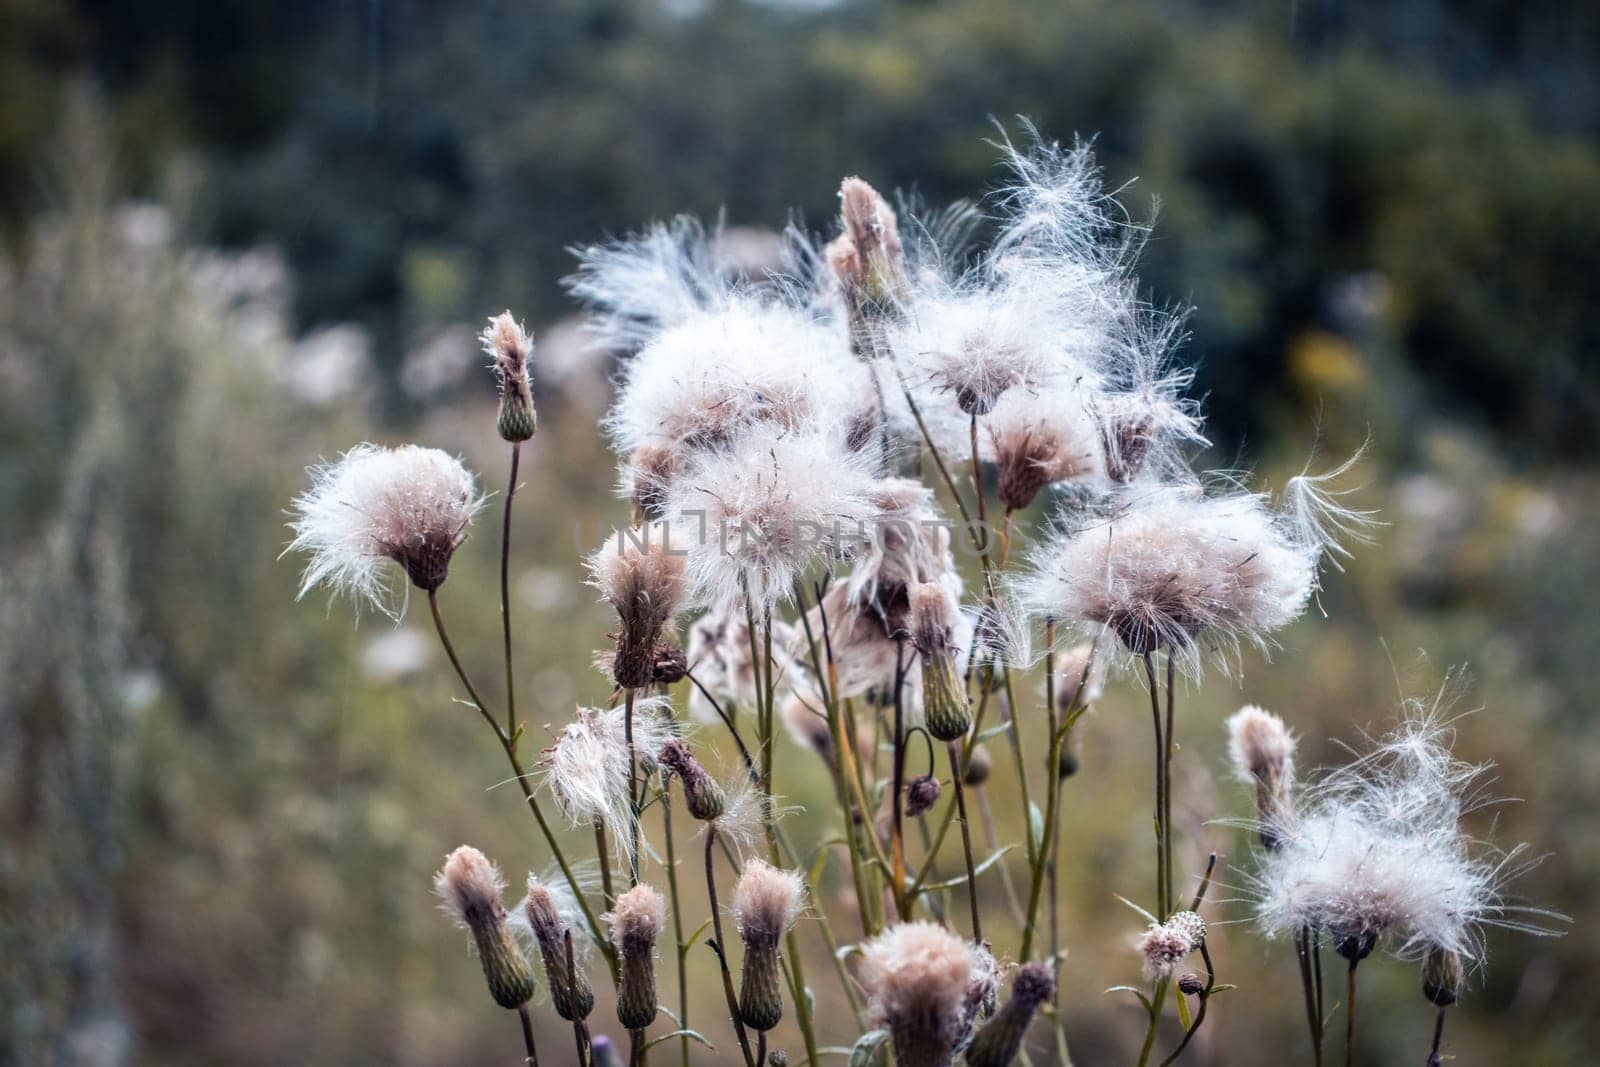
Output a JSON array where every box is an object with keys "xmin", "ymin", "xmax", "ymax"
[
  {"xmin": 287, "ymin": 443, "xmax": 487, "ymax": 617},
  {"xmin": 859, "ymin": 921, "xmax": 991, "ymax": 1066},
  {"xmin": 1136, "ymin": 912, "xmax": 1206, "ymax": 979},
  {"xmin": 565, "ymin": 216, "xmax": 735, "ymax": 353},
  {"xmin": 1249, "ymin": 702, "xmax": 1559, "ymax": 966},
  {"xmin": 732, "ymin": 859, "xmax": 807, "ymax": 950},
  {"xmin": 665, "ymin": 426, "xmax": 879, "ymax": 610},
  {"xmin": 545, "ymin": 699, "xmax": 673, "ymax": 863},
  {"xmin": 606, "ymin": 883, "xmax": 667, "ymax": 960},
  {"xmin": 587, "ymin": 522, "xmax": 690, "ymax": 688},
  {"xmin": 606, "ymin": 301, "xmax": 871, "ymax": 464},
  {"xmin": 1016, "ymin": 473, "xmax": 1367, "ymax": 676},
  {"xmin": 434, "ymin": 845, "xmax": 507, "ymax": 929}
]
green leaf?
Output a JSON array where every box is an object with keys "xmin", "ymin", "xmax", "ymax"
[
  {"xmin": 1028, "ymin": 802, "xmax": 1044, "ymax": 853},
  {"xmin": 975, "ymin": 722, "xmax": 1012, "ymax": 743},
  {"xmin": 849, "ymin": 1029, "xmax": 890, "ymax": 1066},
  {"xmin": 1113, "ymin": 893, "xmax": 1159, "ymax": 925},
  {"xmin": 917, "ymin": 845, "xmax": 1017, "ymax": 892},
  {"xmin": 640, "ymin": 1029, "xmax": 715, "ymax": 1053},
  {"xmin": 1104, "ymin": 985, "xmax": 1155, "ymax": 1014},
  {"xmin": 683, "ymin": 917, "xmax": 714, "ymax": 951}
]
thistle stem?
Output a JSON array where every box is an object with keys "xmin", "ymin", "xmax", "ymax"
[
  {"xmin": 517, "ymin": 1004, "xmax": 540, "ymax": 1067},
  {"xmin": 501, "ymin": 441, "xmax": 521, "ymax": 744},
  {"xmin": 1426, "ymin": 1005, "xmax": 1448, "ymax": 1067},
  {"xmin": 661, "ymin": 782, "xmax": 690, "ymax": 1067},
  {"xmin": 946, "ymin": 740, "xmax": 982, "ymax": 942},
  {"xmin": 595, "ymin": 821, "xmax": 615, "ymax": 909},
  {"xmin": 624, "ymin": 687, "xmax": 640, "ymax": 886},
  {"xmin": 890, "ymin": 638, "xmax": 910, "ymax": 916},
  {"xmin": 1346, "ymin": 959, "xmax": 1359, "ymax": 1067},
  {"xmin": 1142, "ymin": 652, "xmax": 1167, "ymax": 918},
  {"xmin": 426, "ymin": 588, "xmax": 613, "ymax": 977},
  {"xmin": 1297, "ymin": 926, "xmax": 1324, "ymax": 1067},
  {"xmin": 704, "ymin": 831, "xmax": 757, "ymax": 1067}
]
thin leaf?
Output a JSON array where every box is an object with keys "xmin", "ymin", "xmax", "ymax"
[
  {"xmin": 1113, "ymin": 893, "xmax": 1160, "ymax": 925},
  {"xmin": 1104, "ymin": 985, "xmax": 1155, "ymax": 1014},
  {"xmin": 849, "ymin": 1029, "xmax": 890, "ymax": 1066},
  {"xmin": 918, "ymin": 846, "xmax": 1017, "ymax": 892},
  {"xmin": 683, "ymin": 916, "xmax": 714, "ymax": 951},
  {"xmin": 1028, "ymin": 802, "xmax": 1044, "ymax": 853},
  {"xmin": 641, "ymin": 1029, "xmax": 715, "ymax": 1053}
]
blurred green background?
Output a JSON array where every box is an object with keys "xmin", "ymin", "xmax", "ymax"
[{"xmin": 2, "ymin": 0, "xmax": 1597, "ymax": 1063}]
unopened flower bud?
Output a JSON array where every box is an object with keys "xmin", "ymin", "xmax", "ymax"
[
  {"xmin": 658, "ymin": 738, "xmax": 727, "ymax": 822},
  {"xmin": 1177, "ymin": 972, "xmax": 1205, "ymax": 997},
  {"xmin": 608, "ymin": 884, "xmax": 666, "ymax": 1031},
  {"xmin": 905, "ymin": 773, "xmax": 942, "ymax": 818},
  {"xmin": 733, "ymin": 861, "xmax": 805, "ymax": 1032},
  {"xmin": 1421, "ymin": 947, "xmax": 1462, "ymax": 1007},
  {"xmin": 1226, "ymin": 705, "xmax": 1298, "ymax": 851},
  {"xmin": 482, "ymin": 312, "xmax": 537, "ymax": 443},
  {"xmin": 911, "ymin": 584, "xmax": 971, "ymax": 743},
  {"xmin": 434, "ymin": 846, "xmax": 536, "ymax": 1009},
  {"xmin": 964, "ymin": 961, "xmax": 1055, "ymax": 1067},
  {"xmin": 523, "ymin": 877, "xmax": 594, "ymax": 1021},
  {"xmin": 1055, "ymin": 743, "xmax": 1080, "ymax": 780}
]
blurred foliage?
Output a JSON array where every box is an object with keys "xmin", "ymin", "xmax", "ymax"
[
  {"xmin": 3, "ymin": 2, "xmax": 1600, "ymax": 1065},
  {"xmin": 2, "ymin": 0, "xmax": 1597, "ymax": 455}
]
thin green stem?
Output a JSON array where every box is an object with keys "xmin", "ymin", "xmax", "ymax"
[
  {"xmin": 705, "ymin": 831, "xmax": 757, "ymax": 1067},
  {"xmin": 595, "ymin": 821, "xmax": 615, "ymax": 909},
  {"xmin": 517, "ymin": 1004, "xmax": 540, "ymax": 1066},
  {"xmin": 946, "ymin": 740, "xmax": 981, "ymax": 942},
  {"xmin": 661, "ymin": 782, "xmax": 690, "ymax": 1067},
  {"xmin": 1427, "ymin": 1005, "xmax": 1448, "ymax": 1067},
  {"xmin": 1142, "ymin": 652, "xmax": 1167, "ymax": 918},
  {"xmin": 501, "ymin": 441, "xmax": 521, "ymax": 744},
  {"xmin": 1346, "ymin": 959, "xmax": 1359, "ymax": 1067},
  {"xmin": 624, "ymin": 688, "xmax": 640, "ymax": 886},
  {"xmin": 427, "ymin": 588, "xmax": 613, "ymax": 976},
  {"xmin": 1297, "ymin": 926, "xmax": 1324, "ymax": 1067}
]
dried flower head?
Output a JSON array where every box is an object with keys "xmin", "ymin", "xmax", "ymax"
[
  {"xmin": 657, "ymin": 737, "xmax": 727, "ymax": 821},
  {"xmin": 733, "ymin": 859, "xmax": 807, "ymax": 1031},
  {"xmin": 1136, "ymin": 911, "xmax": 1206, "ymax": 979},
  {"xmin": 1249, "ymin": 700, "xmax": 1559, "ymax": 968},
  {"xmin": 987, "ymin": 384, "xmax": 1106, "ymax": 510},
  {"xmin": 587, "ymin": 522, "xmax": 689, "ymax": 689},
  {"xmin": 964, "ymin": 961, "xmax": 1056, "ymax": 1067},
  {"xmin": 481, "ymin": 311, "xmax": 537, "ymax": 442},
  {"xmin": 891, "ymin": 290, "xmax": 1067, "ymax": 417},
  {"xmin": 545, "ymin": 699, "xmax": 672, "ymax": 864},
  {"xmin": 1017, "ymin": 473, "xmax": 1369, "ymax": 676},
  {"xmin": 607, "ymin": 883, "xmax": 667, "ymax": 1031},
  {"xmin": 859, "ymin": 920, "xmax": 990, "ymax": 1067},
  {"xmin": 1226, "ymin": 705, "xmax": 1297, "ymax": 850},
  {"xmin": 622, "ymin": 443, "xmax": 681, "ymax": 521},
  {"xmin": 287, "ymin": 443, "xmax": 487, "ymax": 616},
  {"xmin": 607, "ymin": 302, "xmax": 871, "ymax": 464},
  {"xmin": 519, "ymin": 873, "xmax": 595, "ymax": 1021},
  {"xmin": 666, "ymin": 425, "xmax": 878, "ymax": 610},
  {"xmin": 780, "ymin": 695, "xmax": 834, "ymax": 765},
  {"xmin": 433, "ymin": 846, "xmax": 536, "ymax": 1009}
]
